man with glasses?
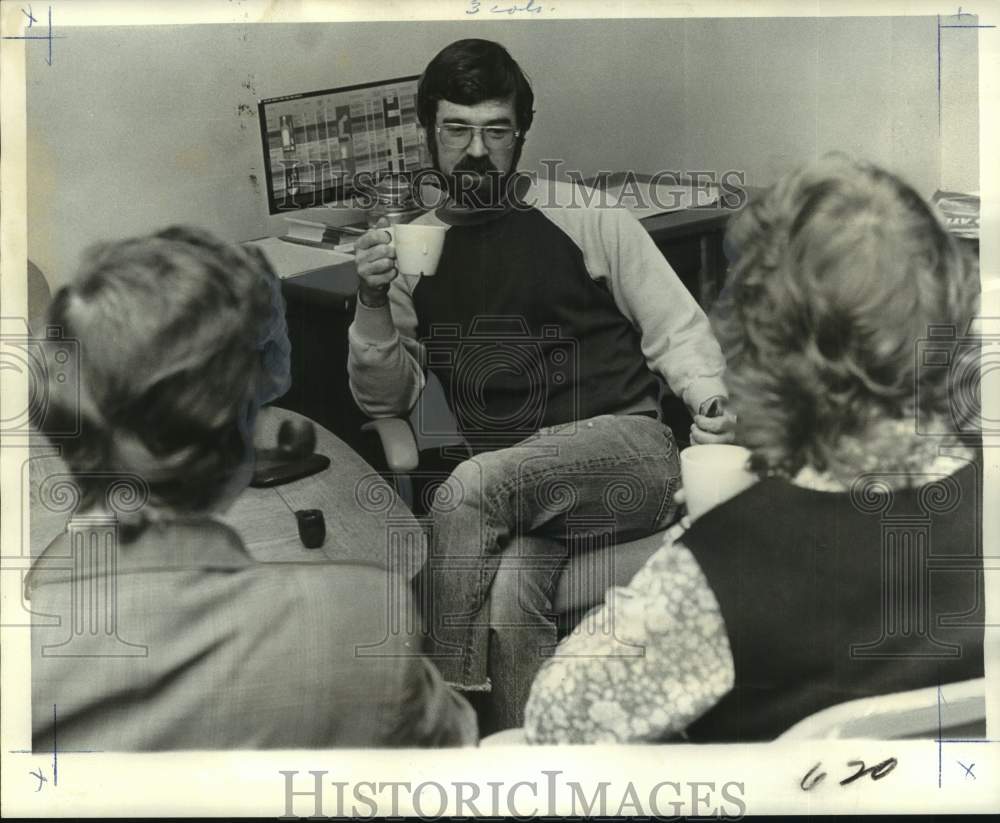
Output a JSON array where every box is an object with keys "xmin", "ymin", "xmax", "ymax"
[{"xmin": 348, "ymin": 38, "xmax": 735, "ymax": 732}]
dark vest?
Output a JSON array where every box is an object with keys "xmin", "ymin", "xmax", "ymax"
[
  {"xmin": 413, "ymin": 207, "xmax": 660, "ymax": 445},
  {"xmin": 682, "ymin": 457, "xmax": 984, "ymax": 742}
]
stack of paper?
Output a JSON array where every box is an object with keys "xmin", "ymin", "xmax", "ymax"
[
  {"xmin": 931, "ymin": 191, "xmax": 980, "ymax": 239},
  {"xmin": 285, "ymin": 217, "xmax": 331, "ymax": 244}
]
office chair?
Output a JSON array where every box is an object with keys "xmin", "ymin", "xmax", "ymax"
[
  {"xmin": 27, "ymin": 259, "xmax": 52, "ymax": 333},
  {"xmin": 479, "ymin": 677, "xmax": 989, "ymax": 746},
  {"xmin": 361, "ymin": 370, "xmax": 687, "ymax": 627}
]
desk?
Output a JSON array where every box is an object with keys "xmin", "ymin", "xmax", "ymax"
[
  {"xmin": 276, "ymin": 264, "xmax": 378, "ymax": 463},
  {"xmin": 640, "ymin": 191, "xmax": 736, "ymax": 309},
  {"xmin": 271, "ymin": 187, "xmax": 745, "ymax": 458},
  {"xmin": 28, "ymin": 407, "xmax": 424, "ymax": 579}
]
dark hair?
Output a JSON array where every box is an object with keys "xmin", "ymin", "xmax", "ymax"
[
  {"xmin": 41, "ymin": 226, "xmax": 274, "ymax": 519},
  {"xmin": 714, "ymin": 154, "xmax": 979, "ymax": 480},
  {"xmin": 417, "ymin": 39, "xmax": 535, "ymax": 135}
]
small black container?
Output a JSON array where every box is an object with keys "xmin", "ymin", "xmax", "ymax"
[{"xmin": 295, "ymin": 509, "xmax": 326, "ymax": 549}]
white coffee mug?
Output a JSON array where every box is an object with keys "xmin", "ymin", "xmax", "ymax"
[
  {"xmin": 387, "ymin": 223, "xmax": 448, "ymax": 276},
  {"xmin": 680, "ymin": 444, "xmax": 756, "ymax": 522}
]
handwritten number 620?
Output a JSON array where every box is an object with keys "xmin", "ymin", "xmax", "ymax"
[
  {"xmin": 800, "ymin": 757, "xmax": 898, "ymax": 791},
  {"xmin": 840, "ymin": 757, "xmax": 898, "ymax": 785}
]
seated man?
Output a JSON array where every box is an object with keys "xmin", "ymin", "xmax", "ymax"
[
  {"xmin": 29, "ymin": 226, "xmax": 475, "ymax": 750},
  {"xmin": 524, "ymin": 155, "xmax": 985, "ymax": 743},
  {"xmin": 348, "ymin": 38, "xmax": 735, "ymax": 730}
]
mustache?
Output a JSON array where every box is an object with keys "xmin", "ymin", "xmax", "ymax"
[{"xmin": 451, "ymin": 155, "xmax": 499, "ymax": 176}]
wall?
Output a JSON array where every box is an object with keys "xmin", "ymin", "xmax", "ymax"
[
  {"xmin": 26, "ymin": 16, "xmax": 978, "ymax": 287},
  {"xmin": 677, "ymin": 16, "xmax": 943, "ymax": 191},
  {"xmin": 939, "ymin": 14, "xmax": 981, "ymax": 194}
]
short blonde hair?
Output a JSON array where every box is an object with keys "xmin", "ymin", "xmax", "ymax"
[{"xmin": 42, "ymin": 226, "xmax": 275, "ymax": 518}]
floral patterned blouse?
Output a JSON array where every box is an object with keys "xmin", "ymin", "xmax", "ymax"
[
  {"xmin": 523, "ymin": 441, "xmax": 971, "ymax": 745},
  {"xmin": 523, "ymin": 526, "xmax": 733, "ymax": 744}
]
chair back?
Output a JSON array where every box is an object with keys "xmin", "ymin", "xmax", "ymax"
[
  {"xmin": 410, "ymin": 369, "xmax": 466, "ymax": 452},
  {"xmin": 27, "ymin": 260, "xmax": 52, "ymax": 333},
  {"xmin": 777, "ymin": 678, "xmax": 987, "ymax": 740}
]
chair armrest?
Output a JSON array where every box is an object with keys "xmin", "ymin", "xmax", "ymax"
[
  {"xmin": 479, "ymin": 727, "xmax": 527, "ymax": 746},
  {"xmin": 361, "ymin": 418, "xmax": 420, "ymax": 472}
]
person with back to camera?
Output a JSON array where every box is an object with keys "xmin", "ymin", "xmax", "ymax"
[
  {"xmin": 523, "ymin": 154, "xmax": 985, "ymax": 743},
  {"xmin": 29, "ymin": 226, "xmax": 476, "ymax": 750},
  {"xmin": 347, "ymin": 38, "xmax": 736, "ymax": 731}
]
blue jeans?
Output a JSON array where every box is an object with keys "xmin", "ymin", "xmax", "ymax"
[{"xmin": 422, "ymin": 412, "xmax": 680, "ymax": 728}]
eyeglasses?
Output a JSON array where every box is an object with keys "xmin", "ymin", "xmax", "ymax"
[{"xmin": 436, "ymin": 123, "xmax": 521, "ymax": 150}]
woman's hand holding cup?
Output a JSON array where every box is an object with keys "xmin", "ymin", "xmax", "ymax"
[{"xmin": 672, "ymin": 486, "xmax": 690, "ymax": 530}]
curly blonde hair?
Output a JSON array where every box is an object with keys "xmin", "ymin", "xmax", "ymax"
[{"xmin": 714, "ymin": 154, "xmax": 979, "ymax": 480}]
